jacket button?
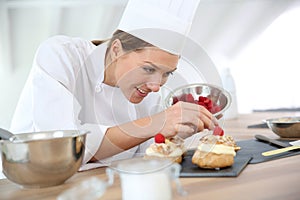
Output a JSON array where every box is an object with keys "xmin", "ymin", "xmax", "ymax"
[{"xmin": 95, "ymin": 83, "xmax": 102, "ymax": 93}]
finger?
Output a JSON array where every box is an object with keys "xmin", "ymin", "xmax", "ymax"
[
  {"xmin": 198, "ymin": 113, "xmax": 219, "ymax": 130},
  {"xmin": 174, "ymin": 101, "xmax": 218, "ymax": 130},
  {"xmin": 182, "ymin": 102, "xmax": 216, "ymax": 123},
  {"xmin": 179, "ymin": 113, "xmax": 204, "ymax": 131},
  {"xmin": 198, "ymin": 106, "xmax": 215, "ymax": 120},
  {"xmin": 177, "ymin": 108, "xmax": 213, "ymax": 131},
  {"xmin": 177, "ymin": 117, "xmax": 206, "ymax": 135},
  {"xmin": 175, "ymin": 102, "xmax": 213, "ymax": 122},
  {"xmin": 212, "ymin": 116, "xmax": 219, "ymax": 126},
  {"xmin": 179, "ymin": 101, "xmax": 209, "ymax": 113},
  {"xmin": 175, "ymin": 124, "xmax": 196, "ymax": 139}
]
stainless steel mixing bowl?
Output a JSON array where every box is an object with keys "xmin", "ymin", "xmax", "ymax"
[
  {"xmin": 0, "ymin": 130, "xmax": 88, "ymax": 188},
  {"xmin": 265, "ymin": 116, "xmax": 300, "ymax": 138},
  {"xmin": 165, "ymin": 83, "xmax": 232, "ymax": 117}
]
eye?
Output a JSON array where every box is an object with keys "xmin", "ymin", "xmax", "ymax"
[
  {"xmin": 164, "ymin": 71, "xmax": 174, "ymax": 77},
  {"xmin": 142, "ymin": 66, "xmax": 155, "ymax": 73}
]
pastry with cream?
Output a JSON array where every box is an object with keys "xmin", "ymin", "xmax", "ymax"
[
  {"xmin": 144, "ymin": 133, "xmax": 186, "ymax": 163},
  {"xmin": 192, "ymin": 126, "xmax": 240, "ymax": 169}
]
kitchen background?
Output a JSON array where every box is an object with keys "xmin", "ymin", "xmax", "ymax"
[{"xmin": 1, "ymin": 0, "xmax": 300, "ymax": 129}]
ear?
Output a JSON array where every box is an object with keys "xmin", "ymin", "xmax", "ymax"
[{"xmin": 110, "ymin": 39, "xmax": 124, "ymax": 60}]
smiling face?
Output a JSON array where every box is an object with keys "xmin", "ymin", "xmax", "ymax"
[{"xmin": 104, "ymin": 41, "xmax": 179, "ymax": 104}]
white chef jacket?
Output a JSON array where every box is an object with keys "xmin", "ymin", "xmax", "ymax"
[{"xmin": 10, "ymin": 35, "xmax": 163, "ymax": 170}]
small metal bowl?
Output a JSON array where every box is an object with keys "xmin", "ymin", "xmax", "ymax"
[
  {"xmin": 165, "ymin": 83, "xmax": 232, "ymax": 117},
  {"xmin": 265, "ymin": 117, "xmax": 300, "ymax": 138},
  {"xmin": 1, "ymin": 130, "xmax": 88, "ymax": 188}
]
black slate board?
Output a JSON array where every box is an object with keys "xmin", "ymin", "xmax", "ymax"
[
  {"xmin": 180, "ymin": 150, "xmax": 251, "ymax": 177},
  {"xmin": 179, "ymin": 139, "xmax": 300, "ymax": 177},
  {"xmin": 237, "ymin": 139, "xmax": 300, "ymax": 164}
]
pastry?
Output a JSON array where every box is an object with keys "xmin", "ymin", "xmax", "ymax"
[
  {"xmin": 192, "ymin": 127, "xmax": 240, "ymax": 169},
  {"xmin": 144, "ymin": 133, "xmax": 186, "ymax": 163}
]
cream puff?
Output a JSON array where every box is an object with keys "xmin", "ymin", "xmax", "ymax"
[
  {"xmin": 192, "ymin": 134, "xmax": 240, "ymax": 169},
  {"xmin": 144, "ymin": 134, "xmax": 186, "ymax": 163}
]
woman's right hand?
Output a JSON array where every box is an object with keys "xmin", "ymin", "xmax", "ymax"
[
  {"xmin": 94, "ymin": 101, "xmax": 218, "ymax": 160},
  {"xmin": 153, "ymin": 101, "xmax": 219, "ymax": 139}
]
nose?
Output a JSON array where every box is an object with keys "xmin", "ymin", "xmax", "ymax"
[
  {"xmin": 146, "ymin": 74, "xmax": 167, "ymax": 92},
  {"xmin": 146, "ymin": 82, "xmax": 161, "ymax": 92}
]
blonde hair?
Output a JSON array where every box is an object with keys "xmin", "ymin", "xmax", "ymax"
[{"xmin": 92, "ymin": 30, "xmax": 153, "ymax": 52}]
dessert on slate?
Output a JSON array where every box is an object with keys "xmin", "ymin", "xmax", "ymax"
[
  {"xmin": 144, "ymin": 133, "xmax": 186, "ymax": 163},
  {"xmin": 192, "ymin": 126, "xmax": 240, "ymax": 169}
]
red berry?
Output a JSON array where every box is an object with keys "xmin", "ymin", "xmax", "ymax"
[
  {"xmin": 198, "ymin": 96, "xmax": 206, "ymax": 102},
  {"xmin": 172, "ymin": 97, "xmax": 179, "ymax": 104},
  {"xmin": 206, "ymin": 100, "xmax": 213, "ymax": 109},
  {"xmin": 186, "ymin": 94, "xmax": 195, "ymax": 103},
  {"xmin": 154, "ymin": 133, "xmax": 165, "ymax": 143},
  {"xmin": 178, "ymin": 94, "xmax": 187, "ymax": 101},
  {"xmin": 197, "ymin": 96, "xmax": 210, "ymax": 110},
  {"xmin": 203, "ymin": 98, "xmax": 210, "ymax": 104},
  {"xmin": 211, "ymin": 105, "xmax": 221, "ymax": 114},
  {"xmin": 213, "ymin": 126, "xmax": 224, "ymax": 136}
]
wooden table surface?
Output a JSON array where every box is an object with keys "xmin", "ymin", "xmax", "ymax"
[{"xmin": 1, "ymin": 112, "xmax": 300, "ymax": 200}]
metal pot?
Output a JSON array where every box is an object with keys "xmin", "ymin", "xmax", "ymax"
[{"xmin": 0, "ymin": 129, "xmax": 89, "ymax": 188}]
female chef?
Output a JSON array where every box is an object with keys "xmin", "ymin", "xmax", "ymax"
[{"xmin": 10, "ymin": 0, "xmax": 218, "ymax": 168}]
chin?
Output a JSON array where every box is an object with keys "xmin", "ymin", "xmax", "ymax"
[
  {"xmin": 129, "ymin": 97, "xmax": 144, "ymax": 104},
  {"xmin": 130, "ymin": 99, "xmax": 143, "ymax": 104}
]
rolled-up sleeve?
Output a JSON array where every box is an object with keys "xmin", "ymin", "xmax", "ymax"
[{"xmin": 80, "ymin": 123, "xmax": 109, "ymax": 165}]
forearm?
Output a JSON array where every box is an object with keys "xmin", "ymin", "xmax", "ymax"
[
  {"xmin": 90, "ymin": 102, "xmax": 218, "ymax": 161},
  {"xmin": 91, "ymin": 115, "xmax": 161, "ymax": 160}
]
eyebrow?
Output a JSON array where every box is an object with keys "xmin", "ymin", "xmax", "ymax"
[{"xmin": 144, "ymin": 61, "xmax": 177, "ymax": 73}]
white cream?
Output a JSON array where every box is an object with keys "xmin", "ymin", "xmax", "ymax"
[
  {"xmin": 146, "ymin": 146, "xmax": 183, "ymax": 157},
  {"xmin": 197, "ymin": 144, "xmax": 236, "ymax": 156}
]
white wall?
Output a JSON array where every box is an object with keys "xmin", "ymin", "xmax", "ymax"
[
  {"xmin": 1, "ymin": 0, "xmax": 300, "ymax": 129},
  {"xmin": 0, "ymin": 0, "xmax": 125, "ymax": 129},
  {"xmin": 232, "ymin": 6, "xmax": 300, "ymax": 113}
]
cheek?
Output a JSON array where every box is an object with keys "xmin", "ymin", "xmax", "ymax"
[
  {"xmin": 115, "ymin": 58, "xmax": 138, "ymax": 82},
  {"xmin": 161, "ymin": 77, "xmax": 168, "ymax": 85},
  {"xmin": 117, "ymin": 69, "xmax": 140, "ymax": 87},
  {"xmin": 114, "ymin": 66, "xmax": 130, "ymax": 83}
]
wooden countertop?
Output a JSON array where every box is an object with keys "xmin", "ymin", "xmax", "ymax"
[{"xmin": 1, "ymin": 112, "xmax": 300, "ymax": 200}]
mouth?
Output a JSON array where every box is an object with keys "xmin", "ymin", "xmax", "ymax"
[{"xmin": 136, "ymin": 87, "xmax": 149, "ymax": 97}]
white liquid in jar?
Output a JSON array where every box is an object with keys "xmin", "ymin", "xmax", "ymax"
[{"xmin": 120, "ymin": 172, "xmax": 172, "ymax": 200}]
